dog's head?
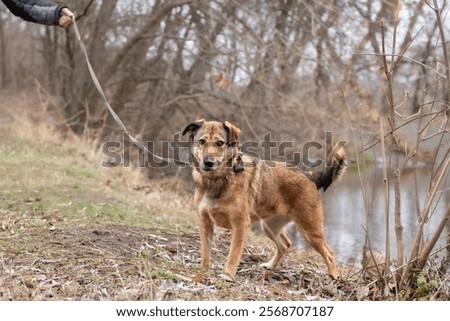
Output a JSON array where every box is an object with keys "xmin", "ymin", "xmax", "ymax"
[{"xmin": 182, "ymin": 119, "xmax": 241, "ymax": 174}]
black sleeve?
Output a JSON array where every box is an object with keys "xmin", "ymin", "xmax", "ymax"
[{"xmin": 1, "ymin": 0, "xmax": 65, "ymax": 25}]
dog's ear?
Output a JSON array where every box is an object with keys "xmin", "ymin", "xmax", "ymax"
[
  {"xmin": 223, "ymin": 121, "xmax": 241, "ymax": 145},
  {"xmin": 182, "ymin": 119, "xmax": 205, "ymax": 138}
]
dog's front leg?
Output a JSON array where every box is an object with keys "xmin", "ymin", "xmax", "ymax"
[
  {"xmin": 225, "ymin": 222, "xmax": 249, "ymax": 276},
  {"xmin": 199, "ymin": 210, "xmax": 214, "ymax": 269}
]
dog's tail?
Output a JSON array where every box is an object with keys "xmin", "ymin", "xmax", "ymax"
[{"xmin": 310, "ymin": 144, "xmax": 347, "ymax": 191}]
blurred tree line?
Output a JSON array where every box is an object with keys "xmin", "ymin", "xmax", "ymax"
[{"xmin": 0, "ymin": 0, "xmax": 448, "ymax": 153}]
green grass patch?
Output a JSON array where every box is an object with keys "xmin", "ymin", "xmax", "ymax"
[{"xmin": 0, "ymin": 134, "xmax": 195, "ymax": 232}]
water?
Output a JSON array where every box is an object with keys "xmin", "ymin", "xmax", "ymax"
[{"xmin": 289, "ymin": 166, "xmax": 450, "ymax": 265}]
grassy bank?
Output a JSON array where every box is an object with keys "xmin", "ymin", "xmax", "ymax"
[{"xmin": 0, "ymin": 96, "xmax": 201, "ymax": 300}]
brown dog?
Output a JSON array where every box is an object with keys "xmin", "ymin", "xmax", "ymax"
[{"xmin": 182, "ymin": 119, "xmax": 347, "ymax": 279}]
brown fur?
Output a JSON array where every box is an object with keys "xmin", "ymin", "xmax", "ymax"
[{"xmin": 182, "ymin": 120, "xmax": 347, "ymax": 279}]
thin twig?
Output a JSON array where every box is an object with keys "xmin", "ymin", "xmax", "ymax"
[
  {"xmin": 380, "ymin": 17, "xmax": 404, "ymax": 279},
  {"xmin": 379, "ymin": 118, "xmax": 391, "ymax": 277},
  {"xmin": 431, "ymin": 0, "xmax": 450, "ymax": 111},
  {"xmin": 362, "ymin": 108, "xmax": 448, "ymax": 152},
  {"xmin": 353, "ymin": 52, "xmax": 447, "ymax": 79}
]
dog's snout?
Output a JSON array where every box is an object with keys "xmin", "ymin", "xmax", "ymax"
[{"xmin": 203, "ymin": 158, "xmax": 216, "ymax": 169}]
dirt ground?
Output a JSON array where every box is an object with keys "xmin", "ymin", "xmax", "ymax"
[
  {"xmin": 0, "ymin": 211, "xmax": 362, "ymax": 301},
  {"xmin": 2, "ymin": 194, "xmax": 448, "ymax": 301}
]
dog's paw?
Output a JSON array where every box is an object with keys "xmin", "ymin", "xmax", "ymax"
[
  {"xmin": 224, "ymin": 264, "xmax": 238, "ymax": 278},
  {"xmin": 218, "ymin": 273, "xmax": 235, "ymax": 282},
  {"xmin": 329, "ymin": 273, "xmax": 340, "ymax": 281},
  {"xmin": 259, "ymin": 262, "xmax": 275, "ymax": 270}
]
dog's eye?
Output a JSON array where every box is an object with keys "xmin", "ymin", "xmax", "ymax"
[
  {"xmin": 198, "ymin": 139, "xmax": 206, "ymax": 146},
  {"xmin": 216, "ymin": 140, "xmax": 225, "ymax": 147}
]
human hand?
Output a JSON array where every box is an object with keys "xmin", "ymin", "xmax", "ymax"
[{"xmin": 58, "ymin": 8, "xmax": 75, "ymax": 27}]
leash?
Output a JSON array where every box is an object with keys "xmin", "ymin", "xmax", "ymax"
[{"xmin": 72, "ymin": 21, "xmax": 190, "ymax": 167}]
